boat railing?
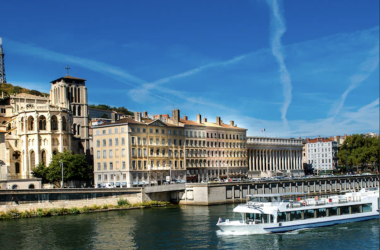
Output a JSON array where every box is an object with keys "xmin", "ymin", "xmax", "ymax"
[
  {"xmin": 247, "ymin": 202, "xmax": 264, "ymax": 208},
  {"xmin": 288, "ymin": 195, "xmax": 363, "ymax": 208}
]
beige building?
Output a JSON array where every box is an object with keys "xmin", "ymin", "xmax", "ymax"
[
  {"xmin": 162, "ymin": 111, "xmax": 248, "ymax": 182},
  {"xmin": 93, "ymin": 112, "xmax": 186, "ymax": 188},
  {"xmin": 247, "ymin": 136, "xmax": 303, "ymax": 177},
  {"xmin": 0, "ymin": 75, "xmax": 90, "ymax": 189}
]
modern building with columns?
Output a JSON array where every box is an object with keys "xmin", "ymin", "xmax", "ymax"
[
  {"xmin": 0, "ymin": 75, "xmax": 90, "ymax": 189},
  {"xmin": 246, "ymin": 136, "xmax": 303, "ymax": 177}
]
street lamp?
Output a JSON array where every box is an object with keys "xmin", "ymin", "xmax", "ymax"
[{"xmin": 60, "ymin": 161, "xmax": 64, "ymax": 188}]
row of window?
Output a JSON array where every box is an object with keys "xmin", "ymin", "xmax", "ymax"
[
  {"xmin": 132, "ymin": 148, "xmax": 184, "ymax": 158},
  {"xmin": 96, "ymin": 127, "xmax": 125, "ymax": 135},
  {"xmin": 186, "ymin": 160, "xmax": 247, "ymax": 168},
  {"xmin": 97, "ymin": 161, "xmax": 126, "ymax": 171},
  {"xmin": 97, "ymin": 138, "xmax": 125, "ymax": 147},
  {"xmin": 277, "ymin": 204, "xmax": 372, "ymax": 222},
  {"xmin": 186, "ymin": 149, "xmax": 247, "ymax": 158},
  {"xmin": 308, "ymin": 148, "xmax": 331, "ymax": 153},
  {"xmin": 308, "ymin": 153, "xmax": 331, "ymax": 158},
  {"xmin": 131, "ymin": 160, "xmax": 184, "ymax": 169},
  {"xmin": 186, "ymin": 131, "xmax": 245, "ymax": 140},
  {"xmin": 308, "ymin": 159, "xmax": 332, "ymax": 164},
  {"xmin": 97, "ymin": 173, "xmax": 126, "ymax": 182},
  {"xmin": 186, "ymin": 140, "xmax": 246, "ymax": 148},
  {"xmin": 132, "ymin": 137, "xmax": 183, "ymax": 146},
  {"xmin": 308, "ymin": 142, "xmax": 332, "ymax": 147},
  {"xmin": 131, "ymin": 127, "xmax": 183, "ymax": 135},
  {"xmin": 96, "ymin": 149, "xmax": 126, "ymax": 159}
]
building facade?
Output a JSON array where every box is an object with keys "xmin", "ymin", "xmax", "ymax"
[
  {"xmin": 167, "ymin": 111, "xmax": 248, "ymax": 182},
  {"xmin": 0, "ymin": 75, "xmax": 90, "ymax": 189},
  {"xmin": 305, "ymin": 137, "xmax": 338, "ymax": 172},
  {"xmin": 247, "ymin": 136, "xmax": 303, "ymax": 177},
  {"xmin": 93, "ymin": 112, "xmax": 186, "ymax": 188}
]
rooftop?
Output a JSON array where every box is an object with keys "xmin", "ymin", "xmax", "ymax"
[{"xmin": 51, "ymin": 75, "xmax": 86, "ymax": 83}]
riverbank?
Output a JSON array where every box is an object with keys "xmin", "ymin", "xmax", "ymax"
[{"xmin": 0, "ymin": 200, "xmax": 170, "ymax": 220}]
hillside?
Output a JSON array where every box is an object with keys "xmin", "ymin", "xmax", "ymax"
[
  {"xmin": 88, "ymin": 104, "xmax": 134, "ymax": 116},
  {"xmin": 0, "ymin": 83, "xmax": 49, "ymax": 97}
]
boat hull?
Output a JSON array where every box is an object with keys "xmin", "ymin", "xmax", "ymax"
[{"xmin": 217, "ymin": 213, "xmax": 379, "ymax": 234}]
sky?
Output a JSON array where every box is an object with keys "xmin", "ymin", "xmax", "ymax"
[{"xmin": 1, "ymin": 0, "xmax": 379, "ymax": 138}]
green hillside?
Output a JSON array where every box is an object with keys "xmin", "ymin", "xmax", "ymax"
[{"xmin": 0, "ymin": 83, "xmax": 49, "ymax": 97}]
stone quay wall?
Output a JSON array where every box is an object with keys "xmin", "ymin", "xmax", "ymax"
[
  {"xmin": 0, "ymin": 188, "xmax": 143, "ymax": 212},
  {"xmin": 179, "ymin": 175, "xmax": 379, "ymax": 205}
]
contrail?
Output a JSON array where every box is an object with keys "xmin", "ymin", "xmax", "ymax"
[{"xmin": 266, "ymin": 0, "xmax": 292, "ymax": 128}]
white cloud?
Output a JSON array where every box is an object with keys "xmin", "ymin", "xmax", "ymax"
[{"xmin": 265, "ymin": 0, "xmax": 292, "ymax": 129}]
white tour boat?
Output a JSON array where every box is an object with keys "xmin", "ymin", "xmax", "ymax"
[{"xmin": 216, "ymin": 187, "xmax": 379, "ymax": 234}]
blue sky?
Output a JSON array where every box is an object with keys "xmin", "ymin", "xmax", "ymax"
[{"xmin": 1, "ymin": 0, "xmax": 379, "ymax": 138}]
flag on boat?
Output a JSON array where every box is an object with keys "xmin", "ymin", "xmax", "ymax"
[{"xmin": 261, "ymin": 128, "xmax": 265, "ymax": 132}]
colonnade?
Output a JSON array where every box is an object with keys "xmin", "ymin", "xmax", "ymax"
[{"xmin": 247, "ymin": 148, "xmax": 302, "ymax": 172}]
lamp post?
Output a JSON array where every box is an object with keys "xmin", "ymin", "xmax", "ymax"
[{"xmin": 60, "ymin": 161, "xmax": 64, "ymax": 188}]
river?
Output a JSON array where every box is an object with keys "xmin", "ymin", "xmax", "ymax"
[{"xmin": 0, "ymin": 204, "xmax": 378, "ymax": 249}]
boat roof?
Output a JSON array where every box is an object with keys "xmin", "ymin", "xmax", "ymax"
[{"xmin": 246, "ymin": 192, "xmax": 306, "ymax": 198}]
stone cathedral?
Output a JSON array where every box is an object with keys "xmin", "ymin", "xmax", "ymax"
[{"xmin": 0, "ymin": 75, "xmax": 90, "ymax": 188}]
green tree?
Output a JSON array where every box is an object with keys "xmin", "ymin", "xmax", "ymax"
[
  {"xmin": 100, "ymin": 113, "xmax": 109, "ymax": 118},
  {"xmin": 337, "ymin": 134, "xmax": 379, "ymax": 173},
  {"xmin": 32, "ymin": 151, "xmax": 93, "ymax": 187}
]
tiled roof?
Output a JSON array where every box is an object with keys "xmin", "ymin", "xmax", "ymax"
[
  {"xmin": 179, "ymin": 119, "xmax": 246, "ymax": 130},
  {"xmin": 307, "ymin": 138, "xmax": 333, "ymax": 143},
  {"xmin": 96, "ymin": 117, "xmax": 182, "ymax": 128}
]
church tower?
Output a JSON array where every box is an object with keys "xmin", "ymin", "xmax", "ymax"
[{"xmin": 50, "ymin": 70, "xmax": 89, "ymax": 154}]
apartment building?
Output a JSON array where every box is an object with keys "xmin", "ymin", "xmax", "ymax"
[
  {"xmin": 93, "ymin": 112, "xmax": 186, "ymax": 188},
  {"xmin": 306, "ymin": 137, "xmax": 338, "ymax": 172}
]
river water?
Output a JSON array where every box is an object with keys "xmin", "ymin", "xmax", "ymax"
[{"xmin": 0, "ymin": 204, "xmax": 378, "ymax": 250}]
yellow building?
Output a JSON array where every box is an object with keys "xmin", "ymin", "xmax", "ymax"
[{"xmin": 93, "ymin": 112, "xmax": 186, "ymax": 188}]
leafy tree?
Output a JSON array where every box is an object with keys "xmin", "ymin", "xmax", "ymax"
[
  {"xmin": 100, "ymin": 113, "xmax": 109, "ymax": 118},
  {"xmin": 32, "ymin": 151, "xmax": 93, "ymax": 187},
  {"xmin": 337, "ymin": 134, "xmax": 379, "ymax": 172}
]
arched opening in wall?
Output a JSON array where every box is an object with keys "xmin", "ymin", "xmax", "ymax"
[
  {"xmin": 78, "ymin": 88, "xmax": 80, "ymax": 103},
  {"xmin": 77, "ymin": 106, "xmax": 81, "ymax": 116},
  {"xmin": 28, "ymin": 116, "xmax": 34, "ymax": 131},
  {"xmin": 72, "ymin": 123, "xmax": 76, "ymax": 135},
  {"xmin": 28, "ymin": 184, "xmax": 35, "ymax": 189},
  {"xmin": 41, "ymin": 150, "xmax": 46, "ymax": 166},
  {"xmin": 61, "ymin": 116, "xmax": 67, "ymax": 131},
  {"xmin": 12, "ymin": 185, "xmax": 18, "ymax": 190},
  {"xmin": 77, "ymin": 124, "xmax": 80, "ymax": 135},
  {"xmin": 66, "ymin": 88, "xmax": 70, "ymax": 102},
  {"xmin": 53, "ymin": 150, "xmax": 58, "ymax": 155},
  {"xmin": 38, "ymin": 115, "xmax": 46, "ymax": 130},
  {"xmin": 72, "ymin": 105, "xmax": 76, "ymax": 115},
  {"xmin": 15, "ymin": 162, "xmax": 20, "ymax": 174},
  {"xmin": 51, "ymin": 115, "xmax": 58, "ymax": 130},
  {"xmin": 30, "ymin": 150, "xmax": 35, "ymax": 170}
]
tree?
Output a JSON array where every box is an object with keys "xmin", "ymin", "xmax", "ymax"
[
  {"xmin": 337, "ymin": 134, "xmax": 379, "ymax": 173},
  {"xmin": 32, "ymin": 151, "xmax": 93, "ymax": 187},
  {"xmin": 100, "ymin": 113, "xmax": 109, "ymax": 118}
]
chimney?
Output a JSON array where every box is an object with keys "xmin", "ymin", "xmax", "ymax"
[
  {"xmin": 183, "ymin": 116, "xmax": 188, "ymax": 121},
  {"xmin": 203, "ymin": 117, "xmax": 207, "ymax": 123},
  {"xmin": 134, "ymin": 112, "xmax": 141, "ymax": 122},
  {"xmin": 230, "ymin": 120, "xmax": 234, "ymax": 127},
  {"xmin": 197, "ymin": 114, "xmax": 201, "ymax": 124},
  {"xmin": 111, "ymin": 113, "xmax": 116, "ymax": 123},
  {"xmin": 172, "ymin": 109, "xmax": 180, "ymax": 125},
  {"xmin": 344, "ymin": 134, "xmax": 347, "ymax": 138},
  {"xmin": 143, "ymin": 111, "xmax": 148, "ymax": 118},
  {"xmin": 216, "ymin": 116, "xmax": 221, "ymax": 125},
  {"xmin": 299, "ymin": 137, "xmax": 301, "ymax": 140}
]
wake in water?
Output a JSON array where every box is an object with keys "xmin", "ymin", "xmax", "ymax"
[
  {"xmin": 278, "ymin": 228, "xmax": 312, "ymax": 235},
  {"xmin": 216, "ymin": 230, "xmax": 268, "ymax": 236}
]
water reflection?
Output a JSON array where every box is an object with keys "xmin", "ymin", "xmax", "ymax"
[{"xmin": 0, "ymin": 205, "xmax": 378, "ymax": 250}]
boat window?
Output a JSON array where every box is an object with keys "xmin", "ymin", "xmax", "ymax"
[
  {"xmin": 362, "ymin": 203, "xmax": 372, "ymax": 213},
  {"xmin": 304, "ymin": 209, "xmax": 315, "ymax": 219},
  {"xmin": 351, "ymin": 205, "xmax": 361, "ymax": 214},
  {"xmin": 290, "ymin": 210, "xmax": 303, "ymax": 221},
  {"xmin": 340, "ymin": 206, "xmax": 350, "ymax": 215},
  {"xmin": 317, "ymin": 208, "xmax": 327, "ymax": 218},
  {"xmin": 328, "ymin": 207, "xmax": 338, "ymax": 216},
  {"xmin": 277, "ymin": 212, "xmax": 286, "ymax": 222}
]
